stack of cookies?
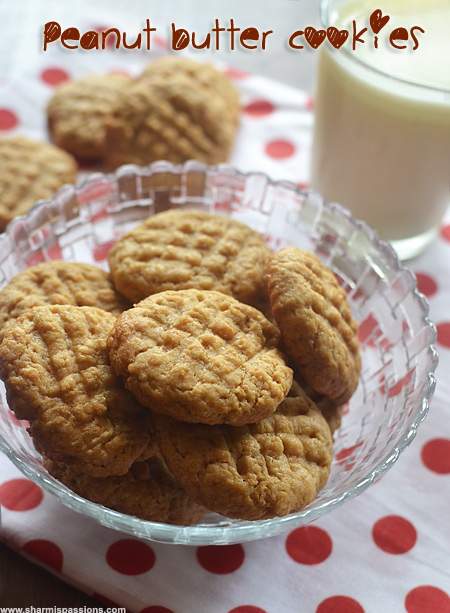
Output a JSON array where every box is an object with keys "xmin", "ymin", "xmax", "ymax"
[
  {"xmin": 0, "ymin": 56, "xmax": 239, "ymax": 234},
  {"xmin": 0, "ymin": 209, "xmax": 361, "ymax": 524},
  {"xmin": 47, "ymin": 56, "xmax": 240, "ymax": 169}
]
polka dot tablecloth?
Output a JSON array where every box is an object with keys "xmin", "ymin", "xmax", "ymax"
[{"xmin": 1, "ymin": 35, "xmax": 450, "ymax": 613}]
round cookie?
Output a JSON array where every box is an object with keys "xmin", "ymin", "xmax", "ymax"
[
  {"xmin": 47, "ymin": 73, "xmax": 131, "ymax": 159},
  {"xmin": 0, "ymin": 261, "xmax": 130, "ymax": 342},
  {"xmin": 265, "ymin": 246, "xmax": 361, "ymax": 405},
  {"xmin": 154, "ymin": 381, "xmax": 333, "ymax": 521},
  {"xmin": 108, "ymin": 289, "xmax": 293, "ymax": 426},
  {"xmin": 44, "ymin": 453, "xmax": 205, "ymax": 526},
  {"xmin": 301, "ymin": 382, "xmax": 343, "ymax": 435},
  {"xmin": 140, "ymin": 56, "xmax": 240, "ymax": 125},
  {"xmin": 0, "ymin": 305, "xmax": 157, "ymax": 477},
  {"xmin": 108, "ymin": 209, "xmax": 273, "ymax": 306},
  {"xmin": 0, "ymin": 136, "xmax": 77, "ymax": 232},
  {"xmin": 104, "ymin": 72, "xmax": 236, "ymax": 169}
]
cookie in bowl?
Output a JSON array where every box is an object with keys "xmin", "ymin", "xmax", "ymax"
[
  {"xmin": 0, "ymin": 261, "xmax": 130, "ymax": 342},
  {"xmin": 153, "ymin": 380, "xmax": 333, "ymax": 521},
  {"xmin": 0, "ymin": 304, "xmax": 157, "ymax": 477},
  {"xmin": 108, "ymin": 288, "xmax": 293, "ymax": 426},
  {"xmin": 107, "ymin": 208, "xmax": 273, "ymax": 306}
]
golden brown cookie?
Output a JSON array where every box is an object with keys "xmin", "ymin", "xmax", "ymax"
[
  {"xmin": 0, "ymin": 136, "xmax": 77, "ymax": 232},
  {"xmin": 44, "ymin": 453, "xmax": 205, "ymax": 526},
  {"xmin": 140, "ymin": 56, "xmax": 240, "ymax": 125},
  {"xmin": 108, "ymin": 289, "xmax": 293, "ymax": 426},
  {"xmin": 47, "ymin": 73, "xmax": 131, "ymax": 160},
  {"xmin": 0, "ymin": 305, "xmax": 157, "ymax": 477},
  {"xmin": 104, "ymin": 71, "xmax": 237, "ymax": 169},
  {"xmin": 265, "ymin": 247, "xmax": 361, "ymax": 405},
  {"xmin": 108, "ymin": 209, "xmax": 273, "ymax": 305},
  {"xmin": 0, "ymin": 261, "xmax": 130, "ymax": 342},
  {"xmin": 154, "ymin": 381, "xmax": 333, "ymax": 520}
]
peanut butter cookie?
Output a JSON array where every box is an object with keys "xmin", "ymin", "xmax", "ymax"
[
  {"xmin": 44, "ymin": 453, "xmax": 205, "ymax": 526},
  {"xmin": 154, "ymin": 381, "xmax": 333, "ymax": 520},
  {"xmin": 265, "ymin": 247, "xmax": 361, "ymax": 405},
  {"xmin": 0, "ymin": 261, "xmax": 130, "ymax": 342},
  {"xmin": 47, "ymin": 73, "xmax": 131, "ymax": 159},
  {"xmin": 0, "ymin": 305, "xmax": 157, "ymax": 477},
  {"xmin": 0, "ymin": 136, "xmax": 77, "ymax": 232},
  {"xmin": 108, "ymin": 289, "xmax": 293, "ymax": 426},
  {"xmin": 104, "ymin": 71, "xmax": 237, "ymax": 169},
  {"xmin": 140, "ymin": 56, "xmax": 240, "ymax": 125},
  {"xmin": 108, "ymin": 209, "xmax": 273, "ymax": 305}
]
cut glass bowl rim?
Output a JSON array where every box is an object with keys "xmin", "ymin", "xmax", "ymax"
[{"xmin": 0, "ymin": 161, "xmax": 439, "ymax": 545}]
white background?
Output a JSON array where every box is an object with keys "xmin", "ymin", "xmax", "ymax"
[{"xmin": 0, "ymin": 0, "xmax": 321, "ymax": 91}]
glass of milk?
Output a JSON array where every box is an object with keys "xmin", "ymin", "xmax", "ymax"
[{"xmin": 310, "ymin": 0, "xmax": 450, "ymax": 260}]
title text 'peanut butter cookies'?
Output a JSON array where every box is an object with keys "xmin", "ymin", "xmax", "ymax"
[
  {"xmin": 0, "ymin": 261, "xmax": 130, "ymax": 342},
  {"xmin": 44, "ymin": 453, "xmax": 205, "ymax": 526},
  {"xmin": 0, "ymin": 305, "xmax": 157, "ymax": 477},
  {"xmin": 265, "ymin": 247, "xmax": 361, "ymax": 405},
  {"xmin": 47, "ymin": 73, "xmax": 131, "ymax": 160},
  {"xmin": 108, "ymin": 209, "xmax": 273, "ymax": 305},
  {"xmin": 154, "ymin": 381, "xmax": 333, "ymax": 521},
  {"xmin": 0, "ymin": 136, "xmax": 77, "ymax": 232},
  {"xmin": 108, "ymin": 289, "xmax": 293, "ymax": 426}
]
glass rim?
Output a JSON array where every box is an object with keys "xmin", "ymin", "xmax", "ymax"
[
  {"xmin": 319, "ymin": 0, "xmax": 450, "ymax": 96},
  {"xmin": 0, "ymin": 161, "xmax": 439, "ymax": 545}
]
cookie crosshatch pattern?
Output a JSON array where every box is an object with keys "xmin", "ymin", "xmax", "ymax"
[{"xmin": 0, "ymin": 32, "xmax": 449, "ymax": 613}]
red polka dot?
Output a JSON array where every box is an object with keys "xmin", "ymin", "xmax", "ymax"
[
  {"xmin": 440, "ymin": 224, "xmax": 450, "ymax": 242},
  {"xmin": 91, "ymin": 25, "xmax": 117, "ymax": 48},
  {"xmin": 335, "ymin": 442, "xmax": 363, "ymax": 471},
  {"xmin": 244, "ymin": 99, "xmax": 275, "ymax": 117},
  {"xmin": 421, "ymin": 438, "xmax": 450, "ymax": 474},
  {"xmin": 372, "ymin": 515, "xmax": 417, "ymax": 554},
  {"xmin": 436, "ymin": 322, "xmax": 450, "ymax": 348},
  {"xmin": 415, "ymin": 273, "xmax": 438, "ymax": 298},
  {"xmin": 297, "ymin": 181, "xmax": 309, "ymax": 191},
  {"xmin": 140, "ymin": 607, "xmax": 175, "ymax": 613},
  {"xmin": 228, "ymin": 604, "xmax": 266, "ymax": 613},
  {"xmin": 388, "ymin": 369, "xmax": 414, "ymax": 399},
  {"xmin": 197, "ymin": 544, "xmax": 245, "ymax": 574},
  {"xmin": 46, "ymin": 242, "xmax": 63, "ymax": 261},
  {"xmin": 41, "ymin": 68, "xmax": 70, "ymax": 86},
  {"xmin": 92, "ymin": 239, "xmax": 116, "ymax": 262},
  {"xmin": 316, "ymin": 596, "xmax": 365, "ymax": 613},
  {"xmin": 0, "ymin": 108, "xmax": 18, "ymax": 130},
  {"xmin": 224, "ymin": 67, "xmax": 249, "ymax": 79},
  {"xmin": 0, "ymin": 479, "xmax": 43, "ymax": 511},
  {"xmin": 306, "ymin": 96, "xmax": 315, "ymax": 111},
  {"xmin": 106, "ymin": 539, "xmax": 155, "ymax": 575},
  {"xmin": 265, "ymin": 139, "xmax": 296, "ymax": 159},
  {"xmin": 22, "ymin": 539, "xmax": 63, "ymax": 572},
  {"xmin": 286, "ymin": 526, "xmax": 332, "ymax": 565},
  {"xmin": 405, "ymin": 585, "xmax": 450, "ymax": 613},
  {"xmin": 153, "ymin": 35, "xmax": 169, "ymax": 49}
]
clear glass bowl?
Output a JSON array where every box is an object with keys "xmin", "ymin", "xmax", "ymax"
[{"xmin": 0, "ymin": 161, "xmax": 438, "ymax": 545}]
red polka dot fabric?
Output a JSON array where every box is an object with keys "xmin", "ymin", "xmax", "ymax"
[{"xmin": 0, "ymin": 29, "xmax": 449, "ymax": 613}]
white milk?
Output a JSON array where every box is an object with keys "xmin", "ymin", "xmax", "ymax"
[{"xmin": 310, "ymin": 0, "xmax": 450, "ymax": 257}]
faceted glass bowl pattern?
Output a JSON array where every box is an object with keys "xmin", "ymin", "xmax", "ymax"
[{"xmin": 0, "ymin": 161, "xmax": 438, "ymax": 545}]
